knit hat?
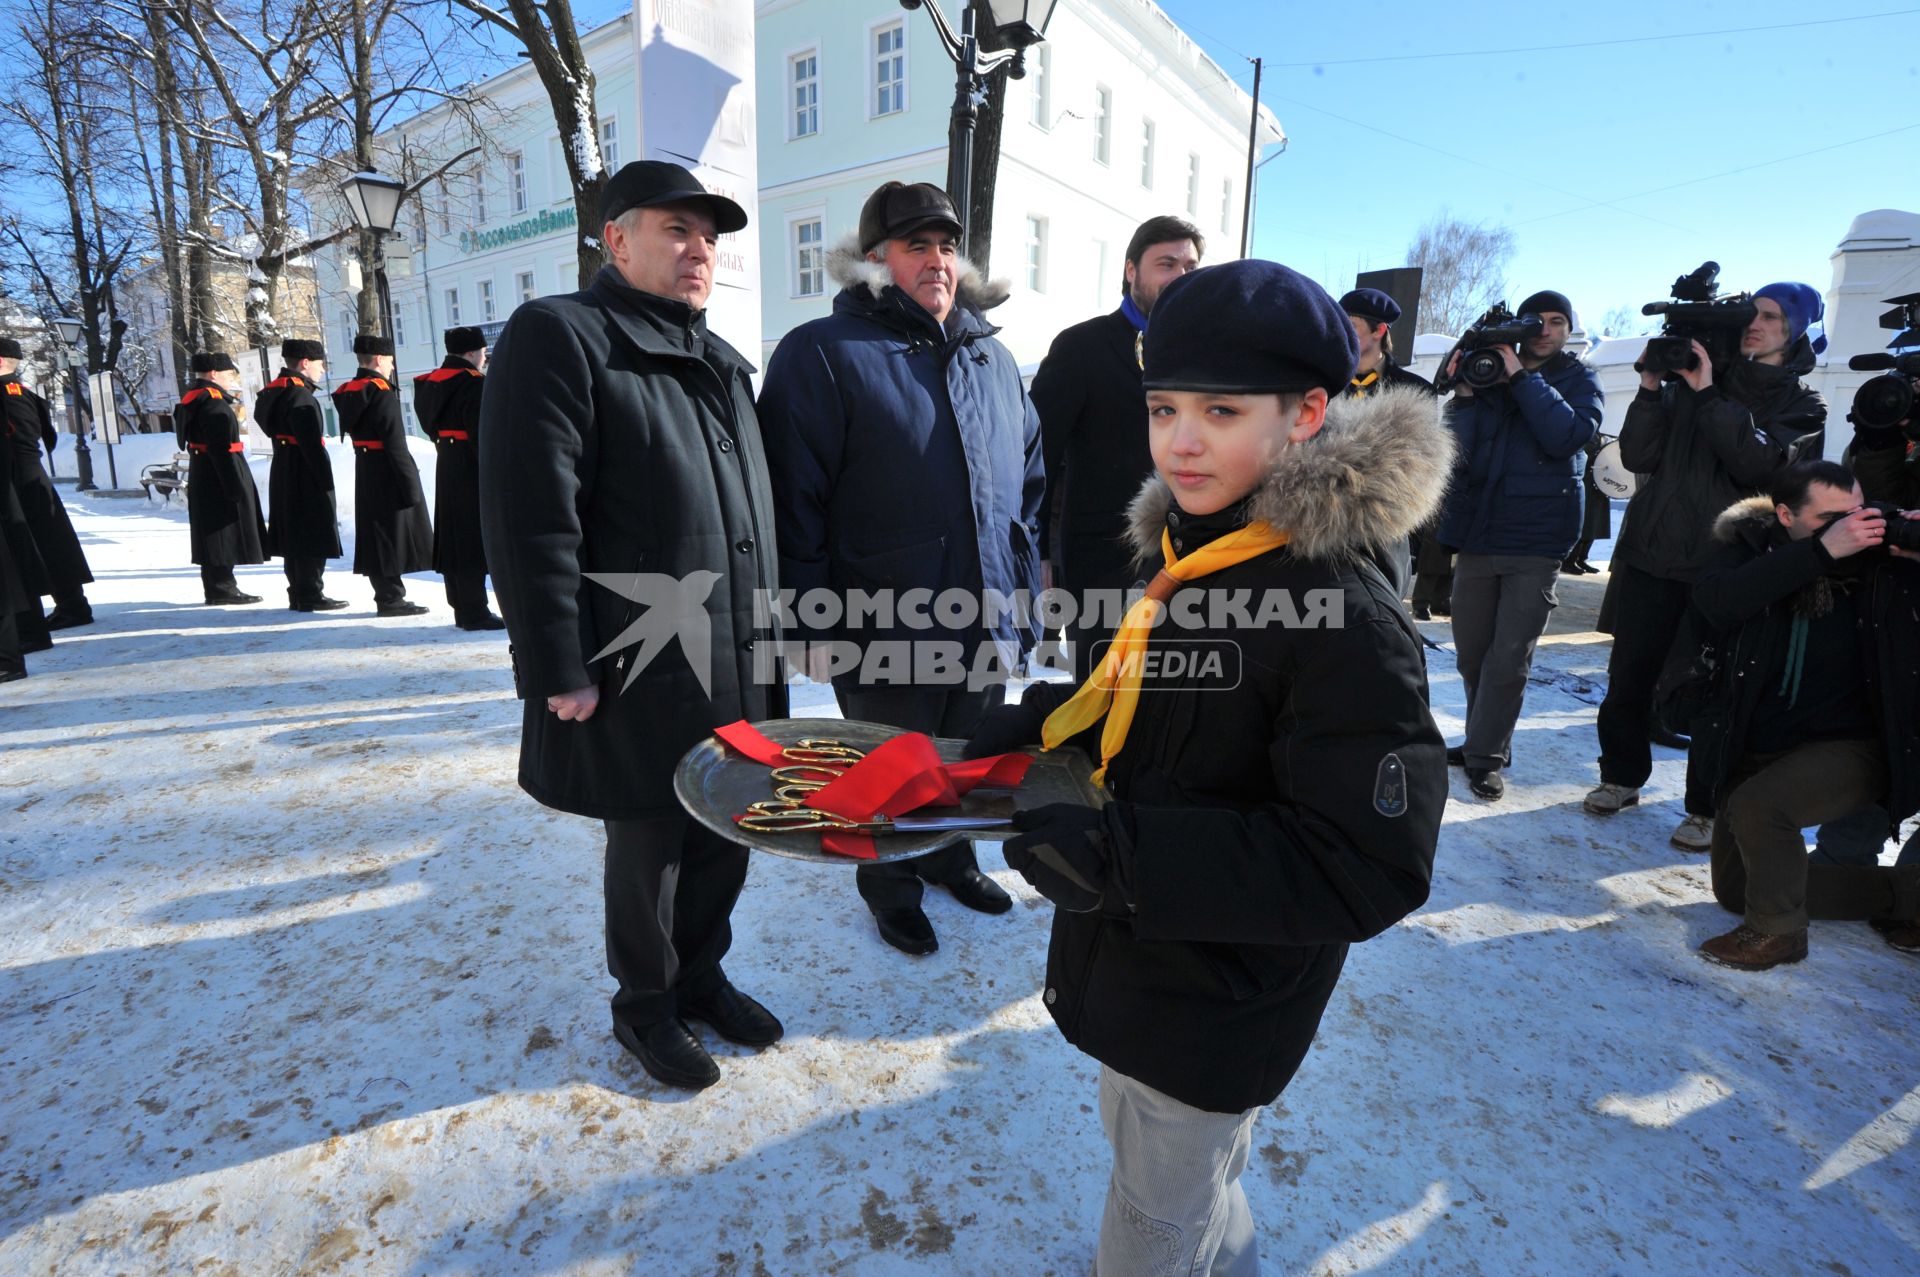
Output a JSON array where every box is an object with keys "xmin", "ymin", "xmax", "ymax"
[
  {"xmin": 1339, "ymin": 287, "xmax": 1401, "ymax": 326},
  {"xmin": 189, "ymin": 352, "xmax": 237, "ymax": 373},
  {"xmin": 1517, "ymin": 290, "xmax": 1574, "ymax": 322},
  {"xmin": 1755, "ymin": 282, "xmax": 1828, "ymax": 354},
  {"xmin": 0, "ymin": 337, "xmax": 23, "ymax": 359},
  {"xmin": 1144, "ymin": 261, "xmax": 1359, "ymax": 395},
  {"xmin": 444, "ymin": 326, "xmax": 486, "ymax": 355},
  {"xmin": 281, "ymin": 338, "xmax": 326, "ymax": 363},
  {"xmin": 353, "ymin": 333, "xmax": 395, "ymax": 358}
]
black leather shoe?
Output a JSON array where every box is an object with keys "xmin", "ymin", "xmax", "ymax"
[
  {"xmin": 942, "ymin": 867, "xmax": 1013, "ymax": 914},
  {"xmin": 456, "ymin": 612, "xmax": 507, "ymax": 631},
  {"xmin": 874, "ymin": 907, "xmax": 938, "ymax": 956},
  {"xmin": 1466, "ymin": 767, "xmax": 1505, "ymax": 800},
  {"xmin": 45, "ymin": 606, "xmax": 93, "ymax": 630},
  {"xmin": 377, "ymin": 601, "xmax": 430, "ymax": 617},
  {"xmin": 0, "ymin": 668, "xmax": 26, "ymax": 684},
  {"xmin": 681, "ymin": 985, "xmax": 784, "ymax": 1047},
  {"xmin": 206, "ymin": 590, "xmax": 263, "ymax": 605},
  {"xmin": 291, "ymin": 596, "xmax": 349, "ymax": 612},
  {"xmin": 22, "ymin": 634, "xmax": 52, "ymax": 654},
  {"xmin": 613, "ymin": 1017, "xmax": 720, "ymax": 1090},
  {"xmin": 1410, "ymin": 601, "xmax": 1432, "ymax": 620}
]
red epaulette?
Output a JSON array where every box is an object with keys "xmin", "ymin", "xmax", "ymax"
[
  {"xmin": 265, "ymin": 375, "xmax": 306, "ymax": 390},
  {"xmin": 415, "ymin": 367, "xmax": 480, "ymax": 384},
  {"xmin": 4, "ymin": 384, "xmax": 21, "ymax": 396},
  {"xmin": 181, "ymin": 387, "xmax": 223, "ymax": 405},
  {"xmin": 337, "ymin": 377, "xmax": 391, "ymax": 395}
]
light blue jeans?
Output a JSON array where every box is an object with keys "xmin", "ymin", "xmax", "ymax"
[{"xmin": 1096, "ymin": 1066, "xmax": 1261, "ymax": 1277}]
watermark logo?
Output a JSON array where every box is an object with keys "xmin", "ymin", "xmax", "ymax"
[{"xmin": 585, "ymin": 571, "xmax": 721, "ymax": 695}]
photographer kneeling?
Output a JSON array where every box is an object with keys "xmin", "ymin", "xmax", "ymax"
[{"xmin": 1688, "ymin": 460, "xmax": 1920, "ymax": 969}]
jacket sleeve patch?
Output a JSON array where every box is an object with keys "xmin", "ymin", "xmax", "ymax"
[{"xmin": 1374, "ymin": 752, "xmax": 1408, "ymax": 818}]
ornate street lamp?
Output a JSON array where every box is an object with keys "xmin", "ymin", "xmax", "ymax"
[
  {"xmin": 899, "ymin": 0, "xmax": 1058, "ymax": 261},
  {"xmin": 49, "ymin": 316, "xmax": 94, "ymax": 491},
  {"xmin": 338, "ymin": 171, "xmax": 407, "ymax": 340}
]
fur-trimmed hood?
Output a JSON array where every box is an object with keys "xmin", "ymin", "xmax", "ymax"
[
  {"xmin": 1713, "ymin": 494, "xmax": 1778, "ymax": 543},
  {"xmin": 1125, "ymin": 384, "xmax": 1455, "ymax": 564},
  {"xmin": 825, "ymin": 232, "xmax": 1012, "ymax": 313}
]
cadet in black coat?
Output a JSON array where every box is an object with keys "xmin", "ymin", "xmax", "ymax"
[
  {"xmin": 1031, "ymin": 216, "xmax": 1204, "ymax": 683},
  {"xmin": 257, "ymin": 339, "xmax": 344, "ymax": 611},
  {"xmin": 412, "ymin": 326, "xmax": 502, "ymax": 630},
  {"xmin": 480, "ymin": 161, "xmax": 785, "ymax": 1092},
  {"xmin": 0, "ymin": 389, "xmax": 49, "ymax": 677},
  {"xmin": 0, "ymin": 338, "xmax": 92, "ymax": 629},
  {"xmin": 177, "ymin": 352, "xmax": 268, "ymax": 605},
  {"xmin": 333, "ymin": 334, "xmax": 431, "ymax": 617}
]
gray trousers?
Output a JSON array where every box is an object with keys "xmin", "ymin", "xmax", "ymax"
[
  {"xmin": 1096, "ymin": 1066, "xmax": 1260, "ymax": 1277},
  {"xmin": 1450, "ymin": 554, "xmax": 1560, "ymax": 769}
]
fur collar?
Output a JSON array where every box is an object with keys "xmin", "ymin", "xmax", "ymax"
[
  {"xmin": 1124, "ymin": 384, "xmax": 1455, "ymax": 564},
  {"xmin": 825, "ymin": 232, "xmax": 1011, "ymax": 312},
  {"xmin": 1713, "ymin": 495, "xmax": 1778, "ymax": 543}
]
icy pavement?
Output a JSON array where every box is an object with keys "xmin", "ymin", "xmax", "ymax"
[{"xmin": 2, "ymin": 487, "xmax": 1916, "ymax": 1276}]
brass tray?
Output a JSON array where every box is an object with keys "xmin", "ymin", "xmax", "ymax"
[{"xmin": 673, "ymin": 717, "xmax": 1106, "ymax": 864}]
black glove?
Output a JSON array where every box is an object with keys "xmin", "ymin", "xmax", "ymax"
[
  {"xmin": 961, "ymin": 700, "xmax": 1046, "ymax": 760},
  {"xmin": 1002, "ymin": 802, "xmax": 1123, "ymax": 914}
]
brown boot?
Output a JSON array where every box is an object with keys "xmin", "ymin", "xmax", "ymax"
[{"xmin": 1699, "ymin": 924, "xmax": 1808, "ymax": 970}]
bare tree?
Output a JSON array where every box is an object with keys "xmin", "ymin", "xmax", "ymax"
[
  {"xmin": 1600, "ymin": 304, "xmax": 1651, "ymax": 339},
  {"xmin": 1406, "ymin": 211, "xmax": 1516, "ymax": 337}
]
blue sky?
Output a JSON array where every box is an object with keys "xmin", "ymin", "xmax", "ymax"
[{"xmin": 1154, "ymin": 0, "xmax": 1920, "ymax": 333}]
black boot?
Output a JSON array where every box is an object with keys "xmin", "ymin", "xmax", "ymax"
[
  {"xmin": 45, "ymin": 601, "xmax": 93, "ymax": 630},
  {"xmin": 205, "ymin": 585, "xmax": 263, "ymax": 605},
  {"xmin": 942, "ymin": 868, "xmax": 1013, "ymax": 914},
  {"xmin": 680, "ymin": 985, "xmax": 784, "ymax": 1047},
  {"xmin": 873, "ymin": 907, "xmax": 938, "ymax": 956},
  {"xmin": 613, "ymin": 1017, "xmax": 720, "ymax": 1090},
  {"xmin": 456, "ymin": 612, "xmax": 507, "ymax": 631}
]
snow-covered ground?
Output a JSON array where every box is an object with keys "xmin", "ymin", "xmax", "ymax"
[{"xmin": 2, "ymin": 481, "xmax": 1916, "ymax": 1276}]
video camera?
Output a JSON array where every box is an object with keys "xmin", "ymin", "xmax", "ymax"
[
  {"xmin": 1635, "ymin": 261, "xmax": 1757, "ymax": 378},
  {"xmin": 1846, "ymin": 293, "xmax": 1920, "ymax": 436},
  {"xmin": 1433, "ymin": 302, "xmax": 1544, "ymax": 393}
]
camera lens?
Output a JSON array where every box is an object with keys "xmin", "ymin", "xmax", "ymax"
[
  {"xmin": 1462, "ymin": 348, "xmax": 1506, "ymax": 389},
  {"xmin": 1849, "ymin": 374, "xmax": 1915, "ymax": 431}
]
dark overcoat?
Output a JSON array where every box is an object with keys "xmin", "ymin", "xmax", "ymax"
[
  {"xmin": 177, "ymin": 380, "xmax": 267, "ymax": 567},
  {"xmin": 333, "ymin": 370, "xmax": 432, "ymax": 577},
  {"xmin": 412, "ymin": 358, "xmax": 488, "ymax": 576},
  {"xmin": 2, "ymin": 374, "xmax": 92, "ymax": 592},
  {"xmin": 256, "ymin": 372, "xmax": 342, "ymax": 559}
]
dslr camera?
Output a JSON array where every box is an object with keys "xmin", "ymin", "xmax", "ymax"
[
  {"xmin": 1846, "ymin": 293, "xmax": 1920, "ymax": 437},
  {"xmin": 1636, "ymin": 261, "xmax": 1757, "ymax": 378},
  {"xmin": 1863, "ymin": 503, "xmax": 1920, "ymax": 554},
  {"xmin": 1434, "ymin": 302, "xmax": 1544, "ymax": 393}
]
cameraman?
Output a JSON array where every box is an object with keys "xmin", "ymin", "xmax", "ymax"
[
  {"xmin": 1687, "ymin": 460, "xmax": 1920, "ymax": 969},
  {"xmin": 1438, "ymin": 290, "xmax": 1602, "ymax": 800},
  {"xmin": 1585, "ymin": 282, "xmax": 1828, "ymax": 850}
]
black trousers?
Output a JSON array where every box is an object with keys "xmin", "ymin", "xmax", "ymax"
[
  {"xmin": 0, "ymin": 605, "xmax": 21, "ymax": 676},
  {"xmin": 603, "ymin": 813, "xmax": 751, "ymax": 1029},
  {"xmin": 14, "ymin": 602, "xmax": 49, "ymax": 653},
  {"xmin": 369, "ymin": 573, "xmax": 408, "ymax": 607},
  {"xmin": 1595, "ymin": 563, "xmax": 1694, "ymax": 789},
  {"xmin": 200, "ymin": 565, "xmax": 236, "ymax": 594},
  {"xmin": 837, "ymin": 682, "xmax": 1000, "ymax": 911},
  {"xmin": 444, "ymin": 571, "xmax": 489, "ymax": 620},
  {"xmin": 285, "ymin": 556, "xmax": 326, "ymax": 605}
]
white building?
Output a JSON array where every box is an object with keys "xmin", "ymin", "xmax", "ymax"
[{"xmin": 303, "ymin": 0, "xmax": 1279, "ymax": 419}]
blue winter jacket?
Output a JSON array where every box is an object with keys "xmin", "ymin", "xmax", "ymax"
[
  {"xmin": 1436, "ymin": 350, "xmax": 1603, "ymax": 559},
  {"xmin": 756, "ymin": 242, "xmax": 1046, "ymax": 664}
]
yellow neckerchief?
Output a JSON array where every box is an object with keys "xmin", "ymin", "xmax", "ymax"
[
  {"xmin": 1349, "ymin": 369, "xmax": 1382, "ymax": 397},
  {"xmin": 1042, "ymin": 520, "xmax": 1290, "ymax": 784}
]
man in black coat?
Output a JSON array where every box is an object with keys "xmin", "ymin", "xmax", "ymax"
[
  {"xmin": 1031, "ymin": 214, "xmax": 1203, "ymax": 683},
  {"xmin": 1340, "ymin": 287, "xmax": 1439, "ymax": 607},
  {"xmin": 177, "ymin": 352, "xmax": 268, "ymax": 605},
  {"xmin": 334, "ymin": 334, "xmax": 431, "ymax": 617},
  {"xmin": 481, "ymin": 161, "xmax": 785, "ymax": 1091},
  {"xmin": 413, "ymin": 325, "xmax": 503, "ymax": 630},
  {"xmin": 0, "ymin": 337, "xmax": 93, "ymax": 629},
  {"xmin": 0, "ymin": 383, "xmax": 48, "ymax": 679},
  {"xmin": 257, "ymin": 338, "xmax": 345, "ymax": 612}
]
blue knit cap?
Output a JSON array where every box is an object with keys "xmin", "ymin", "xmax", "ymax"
[{"xmin": 1754, "ymin": 282, "xmax": 1827, "ymax": 355}]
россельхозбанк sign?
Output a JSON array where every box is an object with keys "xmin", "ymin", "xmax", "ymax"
[{"xmin": 459, "ymin": 205, "xmax": 578, "ymax": 254}]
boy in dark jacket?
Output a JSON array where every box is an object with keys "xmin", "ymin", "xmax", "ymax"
[
  {"xmin": 966, "ymin": 261, "xmax": 1450, "ymax": 1275},
  {"xmin": 176, "ymin": 352, "xmax": 268, "ymax": 604}
]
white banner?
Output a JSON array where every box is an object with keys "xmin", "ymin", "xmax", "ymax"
[{"xmin": 87, "ymin": 371, "xmax": 120, "ymax": 446}]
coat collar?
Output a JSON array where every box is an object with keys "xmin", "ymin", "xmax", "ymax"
[
  {"xmin": 588, "ymin": 266, "xmax": 754, "ymax": 376},
  {"xmin": 1125, "ymin": 383, "xmax": 1455, "ymax": 566},
  {"xmin": 824, "ymin": 232, "xmax": 1008, "ymax": 342}
]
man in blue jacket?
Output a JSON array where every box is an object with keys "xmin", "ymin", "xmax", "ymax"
[
  {"xmin": 1438, "ymin": 290, "xmax": 1602, "ymax": 799},
  {"xmin": 758, "ymin": 182, "xmax": 1046, "ymax": 956}
]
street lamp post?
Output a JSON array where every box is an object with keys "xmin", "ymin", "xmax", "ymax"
[
  {"xmin": 898, "ymin": 0, "xmax": 1057, "ymax": 262},
  {"xmin": 338, "ymin": 171, "xmax": 408, "ymax": 340},
  {"xmin": 50, "ymin": 316, "xmax": 93, "ymax": 493}
]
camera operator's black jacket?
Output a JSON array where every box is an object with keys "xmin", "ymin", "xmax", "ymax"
[
  {"xmin": 1614, "ymin": 337, "xmax": 1825, "ymax": 582},
  {"xmin": 1689, "ymin": 496, "xmax": 1920, "ymax": 827},
  {"xmin": 1849, "ymin": 423, "xmax": 1920, "ymax": 509}
]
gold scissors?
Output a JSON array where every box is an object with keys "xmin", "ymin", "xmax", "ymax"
[
  {"xmin": 778, "ymin": 738, "xmax": 866, "ymax": 766},
  {"xmin": 736, "ymin": 807, "xmax": 1013, "ymax": 834}
]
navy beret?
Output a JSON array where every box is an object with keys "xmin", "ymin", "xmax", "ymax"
[
  {"xmin": 281, "ymin": 338, "xmax": 326, "ymax": 363},
  {"xmin": 1517, "ymin": 290, "xmax": 1574, "ymax": 320},
  {"xmin": 353, "ymin": 333, "xmax": 395, "ymax": 358},
  {"xmin": 1340, "ymin": 287, "xmax": 1401, "ymax": 326},
  {"xmin": 1145, "ymin": 261, "xmax": 1359, "ymax": 396}
]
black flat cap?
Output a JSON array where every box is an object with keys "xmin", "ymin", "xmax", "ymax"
[
  {"xmin": 1340, "ymin": 287, "xmax": 1401, "ymax": 326},
  {"xmin": 601, "ymin": 160, "xmax": 747, "ymax": 234},
  {"xmin": 858, "ymin": 181, "xmax": 963, "ymax": 254},
  {"xmin": 444, "ymin": 326, "xmax": 486, "ymax": 355},
  {"xmin": 353, "ymin": 333, "xmax": 395, "ymax": 358},
  {"xmin": 0, "ymin": 337, "xmax": 22, "ymax": 359},
  {"xmin": 190, "ymin": 352, "xmax": 237, "ymax": 373},
  {"xmin": 1145, "ymin": 260, "xmax": 1360, "ymax": 396},
  {"xmin": 281, "ymin": 338, "xmax": 326, "ymax": 363}
]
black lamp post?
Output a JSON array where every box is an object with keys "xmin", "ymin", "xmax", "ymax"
[
  {"xmin": 899, "ymin": 0, "xmax": 1057, "ymax": 261},
  {"xmin": 338, "ymin": 171, "xmax": 407, "ymax": 340},
  {"xmin": 50, "ymin": 315, "xmax": 95, "ymax": 492}
]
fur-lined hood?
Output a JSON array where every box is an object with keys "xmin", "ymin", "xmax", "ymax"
[
  {"xmin": 1713, "ymin": 495, "xmax": 1778, "ymax": 543},
  {"xmin": 1125, "ymin": 384, "xmax": 1455, "ymax": 564},
  {"xmin": 825, "ymin": 232, "xmax": 1012, "ymax": 313}
]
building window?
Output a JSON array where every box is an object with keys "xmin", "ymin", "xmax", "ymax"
[
  {"xmin": 1221, "ymin": 178, "xmax": 1233, "ymax": 234},
  {"xmin": 1093, "ymin": 239, "xmax": 1110, "ymax": 308},
  {"xmin": 471, "ymin": 168, "xmax": 487, "ymax": 222},
  {"xmin": 793, "ymin": 218, "xmax": 824, "ymax": 297},
  {"xmin": 444, "ymin": 287, "xmax": 461, "ymax": 325},
  {"xmin": 1140, "ymin": 119, "xmax": 1155, "ymax": 189},
  {"xmin": 410, "ymin": 203, "xmax": 427, "ymax": 249},
  {"xmin": 1186, "ymin": 154, "xmax": 1200, "ymax": 217},
  {"xmin": 791, "ymin": 49, "xmax": 819, "ymax": 138},
  {"xmin": 436, "ymin": 181, "xmax": 452, "ymax": 234},
  {"xmin": 1093, "ymin": 85, "xmax": 1111, "ymax": 165},
  {"xmin": 873, "ymin": 22, "xmax": 905, "ymax": 117},
  {"xmin": 1025, "ymin": 216, "xmax": 1047, "ymax": 293},
  {"xmin": 557, "ymin": 256, "xmax": 574, "ymax": 291},
  {"xmin": 1028, "ymin": 44, "xmax": 1050, "ymax": 129},
  {"xmin": 598, "ymin": 116, "xmax": 619, "ymax": 170},
  {"xmin": 479, "ymin": 278, "xmax": 496, "ymax": 323},
  {"xmin": 516, "ymin": 270, "xmax": 536, "ymax": 304},
  {"xmin": 392, "ymin": 302, "xmax": 407, "ymax": 348},
  {"xmin": 507, "ymin": 151, "xmax": 527, "ymax": 214}
]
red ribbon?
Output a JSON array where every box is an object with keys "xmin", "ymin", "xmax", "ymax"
[{"xmin": 712, "ymin": 720, "xmax": 1032, "ymax": 860}]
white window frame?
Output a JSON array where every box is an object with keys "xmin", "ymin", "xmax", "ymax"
[
  {"xmin": 471, "ymin": 168, "xmax": 487, "ymax": 222},
  {"xmin": 479, "ymin": 277, "xmax": 497, "ymax": 323},
  {"xmin": 557, "ymin": 256, "xmax": 575, "ymax": 292},
  {"xmin": 1220, "ymin": 178, "xmax": 1233, "ymax": 234},
  {"xmin": 1093, "ymin": 85, "xmax": 1111, "ymax": 166},
  {"xmin": 1025, "ymin": 215, "xmax": 1048, "ymax": 294},
  {"xmin": 1028, "ymin": 44, "xmax": 1050, "ymax": 130},
  {"xmin": 444, "ymin": 286, "xmax": 461, "ymax": 326},
  {"xmin": 410, "ymin": 202, "xmax": 427, "ymax": 249},
  {"xmin": 391, "ymin": 300, "xmax": 407, "ymax": 348},
  {"xmin": 789, "ymin": 46, "xmax": 820, "ymax": 140},
  {"xmin": 436, "ymin": 181, "xmax": 452, "ymax": 235},
  {"xmin": 788, "ymin": 208, "xmax": 826, "ymax": 299},
  {"xmin": 1186, "ymin": 153, "xmax": 1201, "ymax": 218},
  {"xmin": 598, "ymin": 116, "xmax": 620, "ymax": 170},
  {"xmin": 506, "ymin": 150, "xmax": 527, "ymax": 214},
  {"xmin": 516, "ymin": 270, "xmax": 536, "ymax": 305},
  {"xmin": 1140, "ymin": 118, "xmax": 1155, "ymax": 189},
  {"xmin": 869, "ymin": 18, "xmax": 908, "ymax": 119}
]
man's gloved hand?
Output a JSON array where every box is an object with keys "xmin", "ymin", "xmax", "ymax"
[
  {"xmin": 1002, "ymin": 803, "xmax": 1118, "ymax": 914},
  {"xmin": 961, "ymin": 700, "xmax": 1046, "ymax": 760}
]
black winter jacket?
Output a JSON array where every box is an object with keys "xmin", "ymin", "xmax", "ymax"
[
  {"xmin": 257, "ymin": 372, "xmax": 342, "ymax": 559},
  {"xmin": 1613, "ymin": 338, "xmax": 1826, "ymax": 582},
  {"xmin": 334, "ymin": 369, "xmax": 432, "ymax": 577},
  {"xmin": 1017, "ymin": 386, "xmax": 1453, "ymax": 1113},
  {"xmin": 413, "ymin": 358, "xmax": 488, "ymax": 575},
  {"xmin": 480, "ymin": 268, "xmax": 784, "ymax": 819},
  {"xmin": 2, "ymin": 373, "xmax": 92, "ymax": 592},
  {"xmin": 177, "ymin": 380, "xmax": 267, "ymax": 567}
]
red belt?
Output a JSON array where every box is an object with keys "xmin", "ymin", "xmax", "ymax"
[
  {"xmin": 351, "ymin": 440, "xmax": 386, "ymax": 450},
  {"xmin": 273, "ymin": 435, "xmax": 299, "ymax": 445},
  {"xmin": 435, "ymin": 430, "xmax": 470, "ymax": 441},
  {"xmin": 189, "ymin": 442, "xmax": 247, "ymax": 453}
]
